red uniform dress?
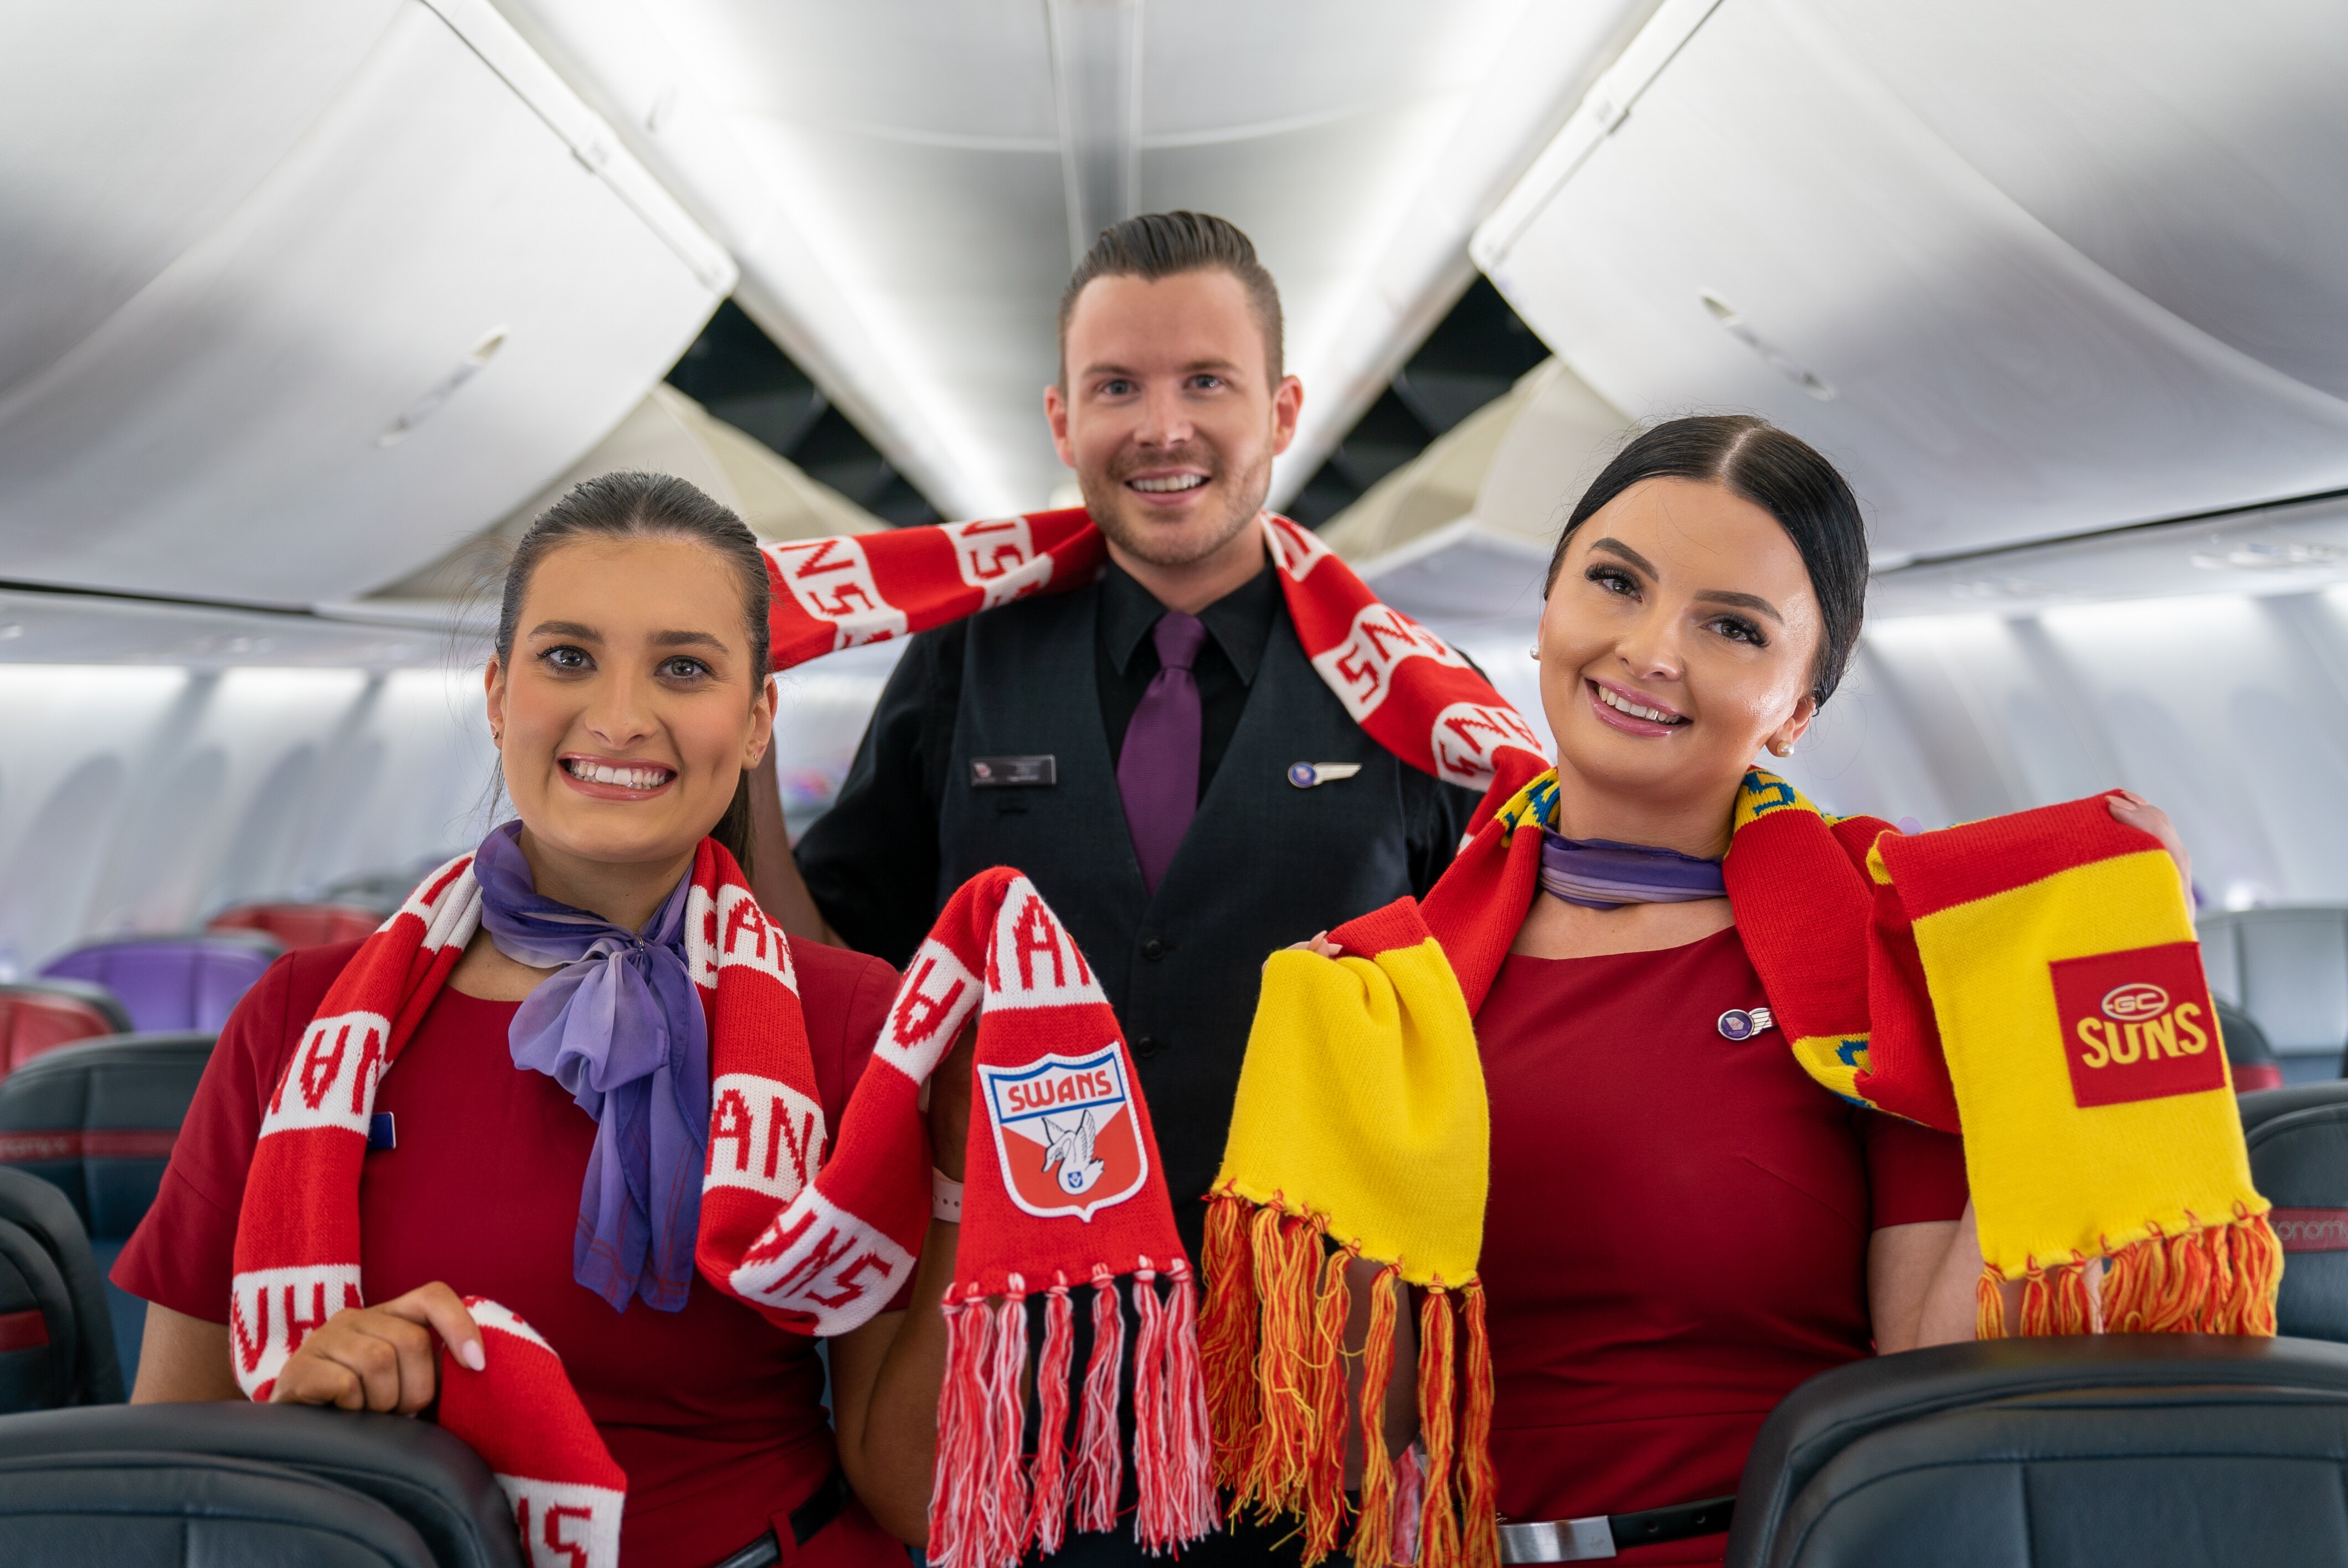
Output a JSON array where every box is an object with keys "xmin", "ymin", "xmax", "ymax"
[
  {"xmin": 115, "ymin": 936, "xmax": 910, "ymax": 1568},
  {"xmin": 1475, "ymin": 926, "xmax": 1969, "ymax": 1566}
]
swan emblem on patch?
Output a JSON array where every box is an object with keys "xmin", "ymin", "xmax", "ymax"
[{"xmin": 979, "ymin": 1047, "xmax": 1149, "ymax": 1222}]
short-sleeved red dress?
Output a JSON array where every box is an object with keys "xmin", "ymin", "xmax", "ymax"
[
  {"xmin": 114, "ymin": 934, "xmax": 910, "ymax": 1568},
  {"xmin": 1475, "ymin": 925, "xmax": 1969, "ymax": 1566}
]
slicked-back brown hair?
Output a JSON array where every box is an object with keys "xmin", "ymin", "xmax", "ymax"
[{"xmin": 1057, "ymin": 211, "xmax": 1284, "ymax": 385}]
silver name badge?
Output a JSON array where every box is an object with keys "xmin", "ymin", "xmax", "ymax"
[
  {"xmin": 1287, "ymin": 762, "xmax": 1363, "ymax": 789},
  {"xmin": 970, "ymin": 755, "xmax": 1056, "ymax": 787}
]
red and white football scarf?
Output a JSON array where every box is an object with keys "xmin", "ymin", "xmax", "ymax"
[
  {"xmin": 731, "ymin": 868, "xmax": 1211, "ymax": 1568},
  {"xmin": 230, "ymin": 839, "xmax": 823, "ymax": 1567},
  {"xmin": 763, "ymin": 508, "xmax": 1548, "ymax": 801}
]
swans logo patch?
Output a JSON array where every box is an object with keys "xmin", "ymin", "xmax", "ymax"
[{"xmin": 979, "ymin": 1048, "xmax": 1147, "ymax": 1222}]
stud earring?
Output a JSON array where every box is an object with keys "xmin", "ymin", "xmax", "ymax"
[{"xmin": 1527, "ymin": 645, "xmax": 1541, "ymax": 661}]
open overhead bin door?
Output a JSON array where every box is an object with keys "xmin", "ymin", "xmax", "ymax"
[
  {"xmin": 1472, "ymin": 0, "xmax": 2348, "ymax": 565},
  {"xmin": 0, "ymin": 0, "xmax": 733, "ymax": 605}
]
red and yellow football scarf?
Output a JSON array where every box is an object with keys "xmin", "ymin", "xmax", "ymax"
[
  {"xmin": 231, "ymin": 839, "xmax": 820, "ymax": 1567},
  {"xmin": 762, "ymin": 509, "xmax": 1548, "ymax": 800},
  {"xmin": 732, "ymin": 868, "xmax": 1211, "ymax": 1568},
  {"xmin": 1208, "ymin": 767, "xmax": 2275, "ymax": 1568}
]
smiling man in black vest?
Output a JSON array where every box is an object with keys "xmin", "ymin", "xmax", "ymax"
[
  {"xmin": 777, "ymin": 211, "xmax": 1478, "ymax": 1250},
  {"xmin": 760, "ymin": 213, "xmax": 1479, "ymax": 1559}
]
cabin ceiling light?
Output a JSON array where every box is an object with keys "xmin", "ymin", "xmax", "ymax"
[
  {"xmin": 485, "ymin": 0, "xmax": 1019, "ymax": 517},
  {"xmin": 1945, "ymin": 576, "xmax": 2053, "ymax": 601},
  {"xmin": 1699, "ymin": 291, "xmax": 1834, "ymax": 403},
  {"xmin": 2190, "ymin": 541, "xmax": 2342, "ymax": 571}
]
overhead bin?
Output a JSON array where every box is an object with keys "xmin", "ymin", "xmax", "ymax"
[
  {"xmin": 0, "ymin": 0, "xmax": 733, "ymax": 606},
  {"xmin": 1472, "ymin": 0, "xmax": 2348, "ymax": 564}
]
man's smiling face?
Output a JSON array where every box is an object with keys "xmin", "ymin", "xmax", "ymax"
[{"xmin": 1046, "ymin": 268, "xmax": 1302, "ymax": 571}]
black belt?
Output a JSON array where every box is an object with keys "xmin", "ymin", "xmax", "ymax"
[
  {"xmin": 709, "ymin": 1468, "xmax": 851, "ymax": 1568},
  {"xmin": 1496, "ymin": 1495, "xmax": 1736, "ymax": 1561}
]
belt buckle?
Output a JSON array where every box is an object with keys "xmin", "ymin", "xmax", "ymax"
[{"xmin": 1497, "ymin": 1517, "xmax": 1615, "ymax": 1561}]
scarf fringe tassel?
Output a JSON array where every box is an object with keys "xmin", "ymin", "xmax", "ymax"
[
  {"xmin": 1201, "ymin": 1188, "xmax": 1498, "ymax": 1568},
  {"xmin": 1973, "ymin": 1208, "xmax": 2279, "ymax": 1341},
  {"xmin": 930, "ymin": 1262, "xmax": 1212, "ymax": 1568}
]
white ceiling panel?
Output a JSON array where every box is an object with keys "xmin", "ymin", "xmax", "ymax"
[
  {"xmin": 1476, "ymin": 0, "xmax": 2348, "ymax": 564},
  {"xmin": 0, "ymin": 0, "xmax": 730, "ymax": 604},
  {"xmin": 0, "ymin": 0, "xmax": 404, "ymax": 408},
  {"xmin": 1811, "ymin": 0, "xmax": 2348, "ymax": 405},
  {"xmin": 577, "ymin": 0, "xmax": 1647, "ymax": 512}
]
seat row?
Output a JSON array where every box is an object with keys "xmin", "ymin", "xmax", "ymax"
[
  {"xmin": 0, "ymin": 1034, "xmax": 2336, "ymax": 1561},
  {"xmin": 0, "ymin": 900, "xmax": 387, "ymax": 1080}
]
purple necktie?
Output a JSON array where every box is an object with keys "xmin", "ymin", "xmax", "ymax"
[{"xmin": 1117, "ymin": 611, "xmax": 1209, "ymax": 895}]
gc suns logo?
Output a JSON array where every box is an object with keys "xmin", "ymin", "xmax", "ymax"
[
  {"xmin": 978, "ymin": 1048, "xmax": 1147, "ymax": 1222},
  {"xmin": 2050, "ymin": 942, "xmax": 2225, "ymax": 1108}
]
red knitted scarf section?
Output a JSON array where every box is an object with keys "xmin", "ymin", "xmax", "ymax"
[
  {"xmin": 732, "ymin": 867, "xmax": 1211, "ymax": 1568},
  {"xmin": 230, "ymin": 839, "xmax": 822, "ymax": 1568},
  {"xmin": 763, "ymin": 508, "xmax": 1548, "ymax": 799}
]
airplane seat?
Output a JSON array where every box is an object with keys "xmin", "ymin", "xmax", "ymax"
[
  {"xmin": 38, "ymin": 932, "xmax": 281, "ymax": 1033},
  {"xmin": 0, "ymin": 982, "xmax": 135, "ymax": 1081},
  {"xmin": 2219, "ymin": 998, "xmax": 2287, "ymax": 1092},
  {"xmin": 0, "ymin": 1035, "xmax": 214, "ymax": 1392},
  {"xmin": 2197, "ymin": 907, "xmax": 2348, "ymax": 1084},
  {"xmin": 0, "ymin": 1402, "xmax": 524, "ymax": 1567},
  {"xmin": 208, "ymin": 901, "xmax": 385, "ymax": 952},
  {"xmin": 2241, "ymin": 1083, "xmax": 2348, "ymax": 1341},
  {"xmin": 0, "ymin": 1167, "xmax": 122, "ymax": 1413},
  {"xmin": 1725, "ymin": 1335, "xmax": 2348, "ymax": 1568},
  {"xmin": 321, "ymin": 869, "xmax": 432, "ymax": 915}
]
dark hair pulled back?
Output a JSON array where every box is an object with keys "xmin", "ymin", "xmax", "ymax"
[
  {"xmin": 1546, "ymin": 415, "xmax": 1868, "ymax": 707},
  {"xmin": 496, "ymin": 471, "xmax": 771, "ymax": 875}
]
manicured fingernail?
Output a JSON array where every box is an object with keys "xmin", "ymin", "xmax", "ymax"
[{"xmin": 461, "ymin": 1341, "xmax": 485, "ymax": 1371}]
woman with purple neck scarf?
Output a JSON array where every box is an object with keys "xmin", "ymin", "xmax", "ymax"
[
  {"xmin": 1312, "ymin": 418, "xmax": 2192, "ymax": 1565},
  {"xmin": 115, "ymin": 474, "xmax": 912, "ymax": 1568}
]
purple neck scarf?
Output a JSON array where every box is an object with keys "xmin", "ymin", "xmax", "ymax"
[
  {"xmin": 473, "ymin": 823, "xmax": 708, "ymax": 1314},
  {"xmin": 1539, "ymin": 828, "xmax": 1727, "ymax": 910}
]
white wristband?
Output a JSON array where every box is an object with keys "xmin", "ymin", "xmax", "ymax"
[{"xmin": 931, "ymin": 1167, "xmax": 964, "ymax": 1224}]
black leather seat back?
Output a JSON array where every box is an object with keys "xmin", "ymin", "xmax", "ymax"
[
  {"xmin": 1729, "ymin": 1335, "xmax": 2348, "ymax": 1568},
  {"xmin": 0, "ymin": 1454, "xmax": 439, "ymax": 1567},
  {"xmin": 2218, "ymin": 997, "xmax": 2285, "ymax": 1090},
  {"xmin": 0, "ymin": 1167, "xmax": 121, "ymax": 1411},
  {"xmin": 2242, "ymin": 1084, "xmax": 2348, "ymax": 1340},
  {"xmin": 0, "ymin": 1033, "xmax": 213, "ymax": 1390},
  {"xmin": 0, "ymin": 1402, "xmax": 524, "ymax": 1567}
]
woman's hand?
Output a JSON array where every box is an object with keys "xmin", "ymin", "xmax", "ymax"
[
  {"xmin": 1286, "ymin": 931, "xmax": 1343, "ymax": 958},
  {"xmin": 2108, "ymin": 790, "xmax": 2191, "ymax": 891},
  {"xmin": 925, "ymin": 1021, "xmax": 977, "ymax": 1182},
  {"xmin": 269, "ymin": 1282, "xmax": 485, "ymax": 1415}
]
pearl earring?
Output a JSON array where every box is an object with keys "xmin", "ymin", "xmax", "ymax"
[{"xmin": 1527, "ymin": 645, "xmax": 1541, "ymax": 661}]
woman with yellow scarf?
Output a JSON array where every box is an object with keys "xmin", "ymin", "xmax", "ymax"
[{"xmin": 1199, "ymin": 416, "xmax": 2264, "ymax": 1567}]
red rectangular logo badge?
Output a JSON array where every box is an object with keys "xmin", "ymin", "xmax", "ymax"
[
  {"xmin": 2050, "ymin": 942, "xmax": 2226, "ymax": 1108},
  {"xmin": 2270, "ymin": 1209, "xmax": 2348, "ymax": 1253}
]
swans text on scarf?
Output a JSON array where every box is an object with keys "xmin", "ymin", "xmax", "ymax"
[
  {"xmin": 729, "ymin": 869, "xmax": 1211, "ymax": 1567},
  {"xmin": 232, "ymin": 838, "xmax": 831, "ymax": 1568},
  {"xmin": 762, "ymin": 508, "xmax": 1551, "ymax": 797}
]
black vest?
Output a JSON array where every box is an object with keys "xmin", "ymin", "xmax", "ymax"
[{"xmin": 938, "ymin": 584, "xmax": 1415, "ymax": 1244}]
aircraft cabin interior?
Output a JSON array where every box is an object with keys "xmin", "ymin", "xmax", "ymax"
[{"xmin": 4, "ymin": 2, "xmax": 2348, "ymax": 1566}]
